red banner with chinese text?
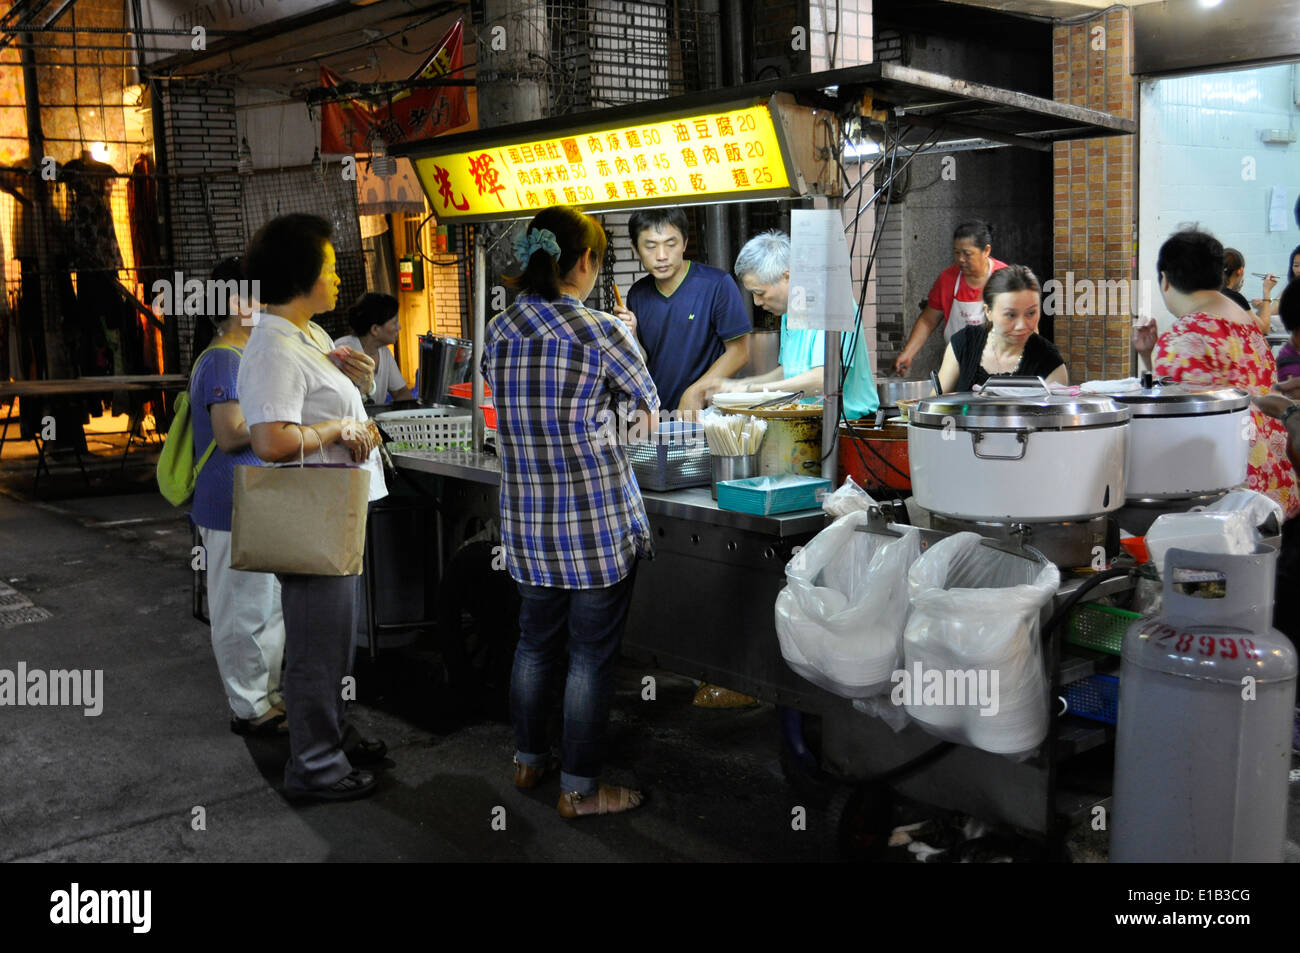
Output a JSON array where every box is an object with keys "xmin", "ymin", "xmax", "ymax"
[{"xmin": 319, "ymin": 19, "xmax": 469, "ymax": 155}]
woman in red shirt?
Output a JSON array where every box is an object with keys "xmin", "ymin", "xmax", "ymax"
[{"xmin": 893, "ymin": 220, "xmax": 1007, "ymax": 376}]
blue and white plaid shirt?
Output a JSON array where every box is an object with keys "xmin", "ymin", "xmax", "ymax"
[{"xmin": 482, "ymin": 292, "xmax": 660, "ymax": 589}]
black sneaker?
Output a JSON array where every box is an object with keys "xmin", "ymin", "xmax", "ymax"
[{"xmin": 283, "ymin": 769, "xmax": 377, "ymax": 804}]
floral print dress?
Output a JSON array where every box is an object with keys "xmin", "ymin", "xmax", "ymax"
[{"xmin": 1153, "ymin": 311, "xmax": 1298, "ymax": 519}]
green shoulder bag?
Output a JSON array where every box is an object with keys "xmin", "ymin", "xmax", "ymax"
[{"xmin": 156, "ymin": 344, "xmax": 242, "ymax": 507}]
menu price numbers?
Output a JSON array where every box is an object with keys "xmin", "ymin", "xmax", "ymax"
[
  {"xmin": 1143, "ymin": 622, "xmax": 1262, "ymax": 661},
  {"xmin": 557, "ymin": 186, "xmax": 595, "ymax": 204},
  {"xmin": 517, "ymin": 165, "xmax": 590, "ymax": 187}
]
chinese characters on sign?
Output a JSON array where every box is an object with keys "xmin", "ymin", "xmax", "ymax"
[{"xmin": 412, "ymin": 103, "xmax": 789, "ymax": 219}]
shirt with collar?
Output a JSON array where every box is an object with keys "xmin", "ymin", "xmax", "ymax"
[
  {"xmin": 481, "ymin": 291, "xmax": 660, "ymax": 589},
  {"xmin": 236, "ymin": 311, "xmax": 387, "ymax": 502}
]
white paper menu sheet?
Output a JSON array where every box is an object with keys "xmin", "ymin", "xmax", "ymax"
[{"xmin": 786, "ymin": 209, "xmax": 858, "ymax": 332}]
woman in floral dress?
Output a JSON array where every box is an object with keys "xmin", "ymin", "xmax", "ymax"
[{"xmin": 1134, "ymin": 228, "xmax": 1298, "ymax": 519}]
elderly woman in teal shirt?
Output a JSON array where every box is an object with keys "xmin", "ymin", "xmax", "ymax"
[{"xmin": 706, "ymin": 230, "xmax": 879, "ymax": 419}]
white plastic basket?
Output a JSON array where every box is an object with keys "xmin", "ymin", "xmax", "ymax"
[{"xmin": 374, "ymin": 407, "xmax": 472, "ymax": 452}]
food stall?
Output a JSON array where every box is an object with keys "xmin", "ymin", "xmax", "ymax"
[{"xmin": 384, "ymin": 62, "xmax": 1138, "ymax": 857}]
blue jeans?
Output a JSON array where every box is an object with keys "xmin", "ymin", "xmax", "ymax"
[{"xmin": 511, "ymin": 565, "xmax": 638, "ymax": 795}]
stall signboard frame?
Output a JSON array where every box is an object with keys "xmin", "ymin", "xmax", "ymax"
[{"xmin": 406, "ymin": 97, "xmax": 818, "ymax": 224}]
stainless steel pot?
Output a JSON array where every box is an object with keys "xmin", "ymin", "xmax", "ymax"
[
  {"xmin": 417, "ymin": 333, "xmax": 473, "ymax": 405},
  {"xmin": 876, "ymin": 377, "xmax": 935, "ymax": 408},
  {"xmin": 908, "ymin": 392, "xmax": 1131, "ymax": 522}
]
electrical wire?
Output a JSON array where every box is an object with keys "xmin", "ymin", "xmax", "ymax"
[{"xmin": 154, "ymin": 9, "xmax": 461, "ymax": 82}]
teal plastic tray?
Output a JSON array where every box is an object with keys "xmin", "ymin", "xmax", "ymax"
[{"xmin": 715, "ymin": 475, "xmax": 831, "ymax": 515}]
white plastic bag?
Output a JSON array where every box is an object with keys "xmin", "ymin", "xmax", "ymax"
[
  {"xmin": 900, "ymin": 532, "xmax": 1059, "ymax": 756},
  {"xmin": 774, "ymin": 510, "xmax": 921, "ymax": 699}
]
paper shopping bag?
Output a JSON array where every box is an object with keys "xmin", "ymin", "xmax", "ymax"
[{"xmin": 230, "ymin": 464, "xmax": 371, "ymax": 576}]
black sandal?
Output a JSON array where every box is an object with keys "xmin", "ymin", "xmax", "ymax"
[
  {"xmin": 230, "ymin": 710, "xmax": 288, "ymax": 737},
  {"xmin": 283, "ymin": 769, "xmax": 378, "ymax": 803}
]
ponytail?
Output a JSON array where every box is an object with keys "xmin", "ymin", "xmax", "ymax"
[{"xmin": 504, "ymin": 205, "xmax": 608, "ymax": 300}]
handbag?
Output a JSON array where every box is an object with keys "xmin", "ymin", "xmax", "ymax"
[{"xmin": 230, "ymin": 428, "xmax": 370, "ymax": 576}]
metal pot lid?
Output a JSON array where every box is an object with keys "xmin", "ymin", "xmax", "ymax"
[
  {"xmin": 1104, "ymin": 383, "xmax": 1250, "ymax": 416},
  {"xmin": 910, "ymin": 392, "xmax": 1131, "ymax": 429}
]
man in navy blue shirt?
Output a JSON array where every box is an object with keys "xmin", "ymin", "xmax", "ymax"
[{"xmin": 617, "ymin": 208, "xmax": 751, "ymax": 412}]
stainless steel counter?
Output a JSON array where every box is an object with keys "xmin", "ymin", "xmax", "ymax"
[{"xmin": 391, "ymin": 449, "xmax": 828, "ymax": 538}]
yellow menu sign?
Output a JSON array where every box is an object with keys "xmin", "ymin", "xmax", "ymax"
[{"xmin": 411, "ymin": 102, "xmax": 792, "ymax": 221}]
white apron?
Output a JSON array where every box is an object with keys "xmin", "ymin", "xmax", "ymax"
[{"xmin": 944, "ymin": 271, "xmax": 987, "ymax": 341}]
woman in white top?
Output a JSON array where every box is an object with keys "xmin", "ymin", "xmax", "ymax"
[
  {"xmin": 236, "ymin": 213, "xmax": 388, "ymax": 804},
  {"xmin": 334, "ymin": 292, "xmax": 414, "ymax": 404}
]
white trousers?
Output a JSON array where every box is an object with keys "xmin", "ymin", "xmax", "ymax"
[{"xmin": 199, "ymin": 525, "xmax": 286, "ymax": 720}]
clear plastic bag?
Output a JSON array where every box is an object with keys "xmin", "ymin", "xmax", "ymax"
[
  {"xmin": 1200, "ymin": 488, "xmax": 1283, "ymax": 534},
  {"xmin": 774, "ymin": 510, "xmax": 921, "ymax": 699},
  {"xmin": 821, "ymin": 475, "xmax": 878, "ymax": 517},
  {"xmin": 900, "ymin": 532, "xmax": 1059, "ymax": 756}
]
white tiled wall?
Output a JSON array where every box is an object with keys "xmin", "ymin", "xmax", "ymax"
[{"xmin": 1139, "ymin": 64, "xmax": 1300, "ymax": 331}]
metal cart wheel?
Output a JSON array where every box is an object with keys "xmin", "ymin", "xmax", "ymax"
[{"xmin": 436, "ymin": 540, "xmax": 521, "ymax": 720}]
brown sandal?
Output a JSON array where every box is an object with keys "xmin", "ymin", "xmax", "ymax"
[
  {"xmin": 513, "ymin": 758, "xmax": 547, "ymax": 789},
  {"xmin": 557, "ymin": 784, "xmax": 643, "ymax": 818}
]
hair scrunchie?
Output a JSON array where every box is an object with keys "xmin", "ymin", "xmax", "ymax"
[{"xmin": 513, "ymin": 227, "xmax": 561, "ymax": 264}]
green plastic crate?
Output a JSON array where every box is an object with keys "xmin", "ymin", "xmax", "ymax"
[{"xmin": 1066, "ymin": 602, "xmax": 1140, "ymax": 656}]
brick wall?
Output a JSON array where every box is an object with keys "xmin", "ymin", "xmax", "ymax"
[
  {"xmin": 1052, "ymin": 8, "xmax": 1135, "ymax": 383},
  {"xmin": 815, "ymin": 0, "xmax": 877, "ymax": 374},
  {"xmin": 872, "ymin": 28, "xmax": 905, "ymax": 367},
  {"xmin": 160, "ymin": 86, "xmax": 243, "ymax": 371},
  {"xmin": 810, "ymin": 0, "xmax": 872, "ymax": 72}
]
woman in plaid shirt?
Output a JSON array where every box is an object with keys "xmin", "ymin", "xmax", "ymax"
[{"xmin": 482, "ymin": 206, "xmax": 660, "ymax": 818}]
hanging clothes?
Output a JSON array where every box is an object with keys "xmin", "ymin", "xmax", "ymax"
[{"xmin": 63, "ymin": 155, "xmax": 138, "ymax": 414}]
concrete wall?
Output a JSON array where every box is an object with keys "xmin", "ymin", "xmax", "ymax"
[{"xmin": 1139, "ymin": 64, "xmax": 1300, "ymax": 332}]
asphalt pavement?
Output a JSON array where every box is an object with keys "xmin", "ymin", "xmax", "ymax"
[{"xmin": 2, "ymin": 442, "xmax": 1298, "ymax": 863}]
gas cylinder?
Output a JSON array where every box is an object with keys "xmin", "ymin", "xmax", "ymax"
[{"xmin": 1111, "ymin": 545, "xmax": 1296, "ymax": 862}]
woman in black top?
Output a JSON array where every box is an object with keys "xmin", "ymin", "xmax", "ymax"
[
  {"xmin": 936, "ymin": 264, "xmax": 1068, "ymax": 393},
  {"xmin": 1222, "ymin": 248, "xmax": 1252, "ymax": 312}
]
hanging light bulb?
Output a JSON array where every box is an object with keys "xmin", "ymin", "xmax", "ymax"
[
  {"xmin": 238, "ymin": 137, "xmax": 254, "ymax": 176},
  {"xmin": 311, "ymin": 147, "xmax": 323, "ymax": 177},
  {"xmin": 370, "ymin": 136, "xmax": 396, "ymax": 178}
]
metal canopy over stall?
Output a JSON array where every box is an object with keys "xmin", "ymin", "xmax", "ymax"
[{"xmin": 391, "ymin": 61, "xmax": 1134, "ymax": 467}]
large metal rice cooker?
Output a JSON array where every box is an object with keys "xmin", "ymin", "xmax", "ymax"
[
  {"xmin": 907, "ymin": 393, "xmax": 1131, "ymax": 566},
  {"xmin": 731, "ymin": 404, "xmax": 823, "ymax": 478},
  {"xmin": 1100, "ymin": 381, "xmax": 1251, "ymax": 535}
]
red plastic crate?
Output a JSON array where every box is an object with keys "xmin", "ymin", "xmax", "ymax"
[{"xmin": 448, "ymin": 382, "xmax": 492, "ymax": 399}]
